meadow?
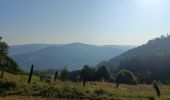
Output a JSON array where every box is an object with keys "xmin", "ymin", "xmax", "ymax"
[{"xmin": 0, "ymin": 72, "xmax": 170, "ymax": 100}]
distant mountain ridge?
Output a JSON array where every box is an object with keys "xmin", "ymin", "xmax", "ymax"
[
  {"xmin": 9, "ymin": 44, "xmax": 51, "ymax": 55},
  {"xmin": 9, "ymin": 43, "xmax": 134, "ymax": 71}
]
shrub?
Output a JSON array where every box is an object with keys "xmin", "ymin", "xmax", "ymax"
[
  {"xmin": 94, "ymin": 89, "xmax": 106, "ymax": 96},
  {"xmin": 116, "ymin": 69, "xmax": 138, "ymax": 85},
  {"xmin": 0, "ymin": 80, "xmax": 17, "ymax": 95},
  {"xmin": 91, "ymin": 89, "xmax": 107, "ymax": 100},
  {"xmin": 0, "ymin": 80, "xmax": 17, "ymax": 89}
]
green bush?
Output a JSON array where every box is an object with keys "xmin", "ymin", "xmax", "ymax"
[
  {"xmin": 116, "ymin": 69, "xmax": 138, "ymax": 85},
  {"xmin": 0, "ymin": 80, "xmax": 17, "ymax": 95},
  {"xmin": 0, "ymin": 80, "xmax": 17, "ymax": 90},
  {"xmin": 90, "ymin": 89, "xmax": 108, "ymax": 100},
  {"xmin": 94, "ymin": 89, "xmax": 106, "ymax": 96}
]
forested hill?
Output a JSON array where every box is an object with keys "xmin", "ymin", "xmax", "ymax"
[
  {"xmin": 100, "ymin": 35, "xmax": 170, "ymax": 83},
  {"xmin": 10, "ymin": 43, "xmax": 134, "ymax": 71}
]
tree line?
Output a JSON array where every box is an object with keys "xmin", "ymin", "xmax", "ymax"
[
  {"xmin": 103, "ymin": 35, "xmax": 170, "ymax": 84},
  {"xmin": 34, "ymin": 65, "xmax": 138, "ymax": 86},
  {"xmin": 119, "ymin": 53, "xmax": 170, "ymax": 84}
]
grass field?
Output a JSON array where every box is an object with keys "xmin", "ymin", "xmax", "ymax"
[{"xmin": 0, "ymin": 72, "xmax": 170, "ymax": 100}]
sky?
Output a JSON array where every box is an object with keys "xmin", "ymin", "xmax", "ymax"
[{"xmin": 0, "ymin": 0, "xmax": 170, "ymax": 45}]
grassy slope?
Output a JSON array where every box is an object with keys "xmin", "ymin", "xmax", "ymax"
[
  {"xmin": 0, "ymin": 72, "xmax": 170, "ymax": 100},
  {"xmin": 1, "ymin": 71, "xmax": 40, "ymax": 83}
]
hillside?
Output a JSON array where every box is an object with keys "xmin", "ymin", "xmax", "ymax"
[
  {"xmin": 100, "ymin": 35, "xmax": 170, "ymax": 83},
  {"xmin": 10, "ymin": 43, "xmax": 134, "ymax": 71}
]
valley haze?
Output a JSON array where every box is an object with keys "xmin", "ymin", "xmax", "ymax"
[{"xmin": 9, "ymin": 43, "xmax": 135, "ymax": 71}]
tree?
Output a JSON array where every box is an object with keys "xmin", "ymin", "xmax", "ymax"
[
  {"xmin": 81, "ymin": 65, "xmax": 95, "ymax": 86},
  {"xmin": 81, "ymin": 65, "xmax": 87, "ymax": 86},
  {"xmin": 0, "ymin": 37, "xmax": 21, "ymax": 76},
  {"xmin": 6, "ymin": 58, "xmax": 21, "ymax": 73},
  {"xmin": 60, "ymin": 67, "xmax": 69, "ymax": 81},
  {"xmin": 0, "ymin": 37, "xmax": 9, "ymax": 79},
  {"xmin": 95, "ymin": 65, "xmax": 112, "ymax": 81},
  {"xmin": 69, "ymin": 70, "xmax": 81, "ymax": 81},
  {"xmin": 0, "ymin": 41, "xmax": 9, "ymax": 55},
  {"xmin": 0, "ymin": 57, "xmax": 7, "ymax": 79},
  {"xmin": 116, "ymin": 69, "xmax": 137, "ymax": 85}
]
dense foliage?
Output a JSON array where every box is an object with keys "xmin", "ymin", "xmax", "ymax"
[
  {"xmin": 102, "ymin": 35, "xmax": 170, "ymax": 84},
  {"xmin": 68, "ymin": 65, "xmax": 113, "ymax": 83},
  {"xmin": 119, "ymin": 53, "xmax": 170, "ymax": 84},
  {"xmin": 95, "ymin": 65, "xmax": 112, "ymax": 81},
  {"xmin": 80, "ymin": 65, "xmax": 96, "ymax": 82},
  {"xmin": 69, "ymin": 70, "xmax": 81, "ymax": 81},
  {"xmin": 0, "ymin": 37, "xmax": 21, "ymax": 74},
  {"xmin": 116, "ymin": 69, "xmax": 137, "ymax": 85}
]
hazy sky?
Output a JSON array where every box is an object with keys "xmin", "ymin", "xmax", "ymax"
[{"xmin": 0, "ymin": 0, "xmax": 170, "ymax": 45}]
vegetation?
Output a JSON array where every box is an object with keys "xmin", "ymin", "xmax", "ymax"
[
  {"xmin": 81, "ymin": 65, "xmax": 96, "ymax": 86},
  {"xmin": 0, "ymin": 71, "xmax": 170, "ymax": 100},
  {"xmin": 116, "ymin": 69, "xmax": 138, "ymax": 85},
  {"xmin": 39, "ymin": 70, "xmax": 45, "ymax": 82},
  {"xmin": 0, "ymin": 37, "xmax": 22, "ymax": 78},
  {"xmin": 59, "ymin": 67, "xmax": 69, "ymax": 81},
  {"xmin": 102, "ymin": 35, "xmax": 170, "ymax": 84},
  {"xmin": 95, "ymin": 65, "xmax": 112, "ymax": 81},
  {"xmin": 69, "ymin": 70, "xmax": 81, "ymax": 81},
  {"xmin": 2, "ymin": 36, "xmax": 170, "ymax": 99}
]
